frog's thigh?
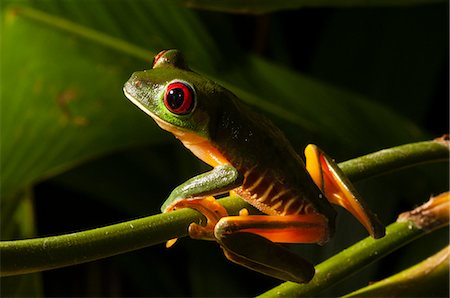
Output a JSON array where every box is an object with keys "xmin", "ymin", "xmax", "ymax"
[{"xmin": 215, "ymin": 214, "xmax": 329, "ymax": 244}]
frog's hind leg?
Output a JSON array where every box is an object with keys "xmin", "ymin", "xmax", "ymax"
[
  {"xmin": 213, "ymin": 213, "xmax": 329, "ymax": 283},
  {"xmin": 166, "ymin": 191, "xmax": 328, "ymax": 282},
  {"xmin": 215, "ymin": 214, "xmax": 330, "ymax": 244},
  {"xmin": 304, "ymin": 144, "xmax": 385, "ymax": 239}
]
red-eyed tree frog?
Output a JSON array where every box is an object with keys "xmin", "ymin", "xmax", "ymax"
[{"xmin": 123, "ymin": 49, "xmax": 385, "ymax": 283}]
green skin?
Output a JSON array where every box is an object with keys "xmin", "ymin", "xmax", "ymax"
[{"xmin": 123, "ymin": 50, "xmax": 383, "ymax": 283}]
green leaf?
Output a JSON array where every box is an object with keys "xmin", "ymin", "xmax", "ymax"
[
  {"xmin": 2, "ymin": 5, "xmax": 157, "ymax": 200},
  {"xmin": 1, "ymin": 1, "xmax": 427, "ymax": 203}
]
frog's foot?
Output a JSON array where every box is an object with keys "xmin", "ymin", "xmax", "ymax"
[
  {"xmin": 166, "ymin": 196, "xmax": 229, "ymax": 241},
  {"xmin": 304, "ymin": 144, "xmax": 385, "ymax": 239},
  {"xmin": 213, "ymin": 214, "xmax": 328, "ymax": 283}
]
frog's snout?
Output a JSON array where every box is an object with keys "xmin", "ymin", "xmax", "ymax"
[
  {"xmin": 124, "ymin": 73, "xmax": 141, "ymax": 93},
  {"xmin": 124, "ymin": 72, "xmax": 151, "ymax": 102},
  {"xmin": 123, "ymin": 73, "xmax": 147, "ymax": 107}
]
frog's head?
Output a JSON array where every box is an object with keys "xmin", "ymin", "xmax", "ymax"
[{"xmin": 123, "ymin": 49, "xmax": 224, "ymax": 141}]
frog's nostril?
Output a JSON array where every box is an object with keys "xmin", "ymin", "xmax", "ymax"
[{"xmin": 134, "ymin": 80, "xmax": 142, "ymax": 88}]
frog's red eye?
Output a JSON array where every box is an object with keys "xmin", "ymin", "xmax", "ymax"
[{"xmin": 164, "ymin": 81, "xmax": 195, "ymax": 115}]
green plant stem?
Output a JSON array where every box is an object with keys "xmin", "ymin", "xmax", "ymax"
[
  {"xmin": 339, "ymin": 137, "xmax": 449, "ymax": 181},
  {"xmin": 1, "ymin": 139, "xmax": 448, "ymax": 276},
  {"xmin": 0, "ymin": 196, "xmax": 249, "ymax": 277}
]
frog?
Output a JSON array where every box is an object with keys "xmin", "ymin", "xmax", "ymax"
[{"xmin": 123, "ymin": 49, "xmax": 385, "ymax": 283}]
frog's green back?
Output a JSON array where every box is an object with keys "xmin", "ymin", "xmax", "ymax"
[{"xmin": 209, "ymin": 90, "xmax": 336, "ymax": 224}]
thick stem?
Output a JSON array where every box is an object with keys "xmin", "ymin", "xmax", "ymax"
[{"xmin": 0, "ymin": 196, "xmax": 250, "ymax": 276}]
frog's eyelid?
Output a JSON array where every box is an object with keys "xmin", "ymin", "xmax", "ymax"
[{"xmin": 152, "ymin": 50, "xmax": 169, "ymax": 68}]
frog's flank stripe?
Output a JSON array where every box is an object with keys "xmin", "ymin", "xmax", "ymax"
[
  {"xmin": 274, "ymin": 195, "xmax": 296, "ymax": 215},
  {"xmin": 280, "ymin": 197, "xmax": 297, "ymax": 215},
  {"xmin": 294, "ymin": 200, "xmax": 307, "ymax": 214},
  {"xmin": 273, "ymin": 200, "xmax": 286, "ymax": 210},
  {"xmin": 240, "ymin": 165, "xmax": 316, "ymax": 216},
  {"xmin": 304, "ymin": 203, "xmax": 314, "ymax": 214},
  {"xmin": 258, "ymin": 183, "xmax": 275, "ymax": 203},
  {"xmin": 242, "ymin": 166, "xmax": 272, "ymax": 197},
  {"xmin": 246, "ymin": 172, "xmax": 267, "ymax": 192},
  {"xmin": 242, "ymin": 165, "xmax": 257, "ymax": 185},
  {"xmin": 275, "ymin": 195, "xmax": 314, "ymax": 216},
  {"xmin": 270, "ymin": 189, "xmax": 290, "ymax": 203}
]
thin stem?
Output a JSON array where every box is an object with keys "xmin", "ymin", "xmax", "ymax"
[
  {"xmin": 340, "ymin": 137, "xmax": 449, "ymax": 181},
  {"xmin": 1, "ymin": 139, "xmax": 448, "ymax": 276},
  {"xmin": 342, "ymin": 245, "xmax": 449, "ymax": 297}
]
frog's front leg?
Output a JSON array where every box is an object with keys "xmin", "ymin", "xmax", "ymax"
[
  {"xmin": 161, "ymin": 164, "xmax": 243, "ymax": 213},
  {"xmin": 162, "ymin": 164, "xmax": 243, "ymax": 241},
  {"xmin": 214, "ymin": 213, "xmax": 329, "ymax": 283}
]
